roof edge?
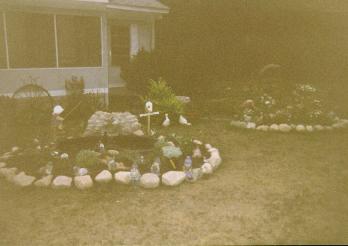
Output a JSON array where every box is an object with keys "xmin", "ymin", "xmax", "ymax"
[{"xmin": 107, "ymin": 3, "xmax": 169, "ymax": 14}]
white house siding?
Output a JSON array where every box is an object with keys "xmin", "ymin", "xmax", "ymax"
[{"xmin": 0, "ymin": 67, "xmax": 108, "ymax": 97}]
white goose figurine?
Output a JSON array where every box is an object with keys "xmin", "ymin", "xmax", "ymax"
[
  {"xmin": 179, "ymin": 115, "xmax": 191, "ymax": 126},
  {"xmin": 162, "ymin": 113, "xmax": 170, "ymax": 127}
]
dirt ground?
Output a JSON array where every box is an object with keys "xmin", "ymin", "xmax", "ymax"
[{"xmin": 0, "ymin": 121, "xmax": 347, "ymax": 245}]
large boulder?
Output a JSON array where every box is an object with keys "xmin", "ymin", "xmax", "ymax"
[
  {"xmin": 114, "ymin": 171, "xmax": 131, "ymax": 185},
  {"xmin": 279, "ymin": 124, "xmax": 292, "ymax": 133},
  {"xmin": 12, "ymin": 172, "xmax": 36, "ymax": 187},
  {"xmin": 0, "ymin": 167, "xmax": 18, "ymax": 181},
  {"xmin": 140, "ymin": 173, "xmax": 160, "ymax": 189},
  {"xmin": 34, "ymin": 175, "xmax": 53, "ymax": 187},
  {"xmin": 95, "ymin": 170, "xmax": 113, "ymax": 184},
  {"xmin": 162, "ymin": 171, "xmax": 186, "ymax": 186},
  {"xmin": 52, "ymin": 176, "xmax": 72, "ymax": 189},
  {"xmin": 74, "ymin": 175, "xmax": 93, "ymax": 190},
  {"xmin": 84, "ymin": 111, "xmax": 141, "ymax": 137}
]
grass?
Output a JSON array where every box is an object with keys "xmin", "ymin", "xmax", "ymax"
[{"xmin": 0, "ymin": 120, "xmax": 347, "ymax": 245}]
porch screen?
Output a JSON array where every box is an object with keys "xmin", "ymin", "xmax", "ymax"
[
  {"xmin": 0, "ymin": 13, "xmax": 6, "ymax": 68},
  {"xmin": 6, "ymin": 11, "xmax": 56, "ymax": 68},
  {"xmin": 56, "ymin": 15, "xmax": 101, "ymax": 67}
]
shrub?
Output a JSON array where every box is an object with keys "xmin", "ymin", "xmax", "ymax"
[
  {"xmin": 121, "ymin": 49, "xmax": 161, "ymax": 94},
  {"xmin": 62, "ymin": 77, "xmax": 106, "ymax": 125},
  {"xmin": 143, "ymin": 78, "xmax": 184, "ymax": 118},
  {"xmin": 75, "ymin": 149, "xmax": 99, "ymax": 168},
  {"xmin": 65, "ymin": 76, "xmax": 84, "ymax": 96}
]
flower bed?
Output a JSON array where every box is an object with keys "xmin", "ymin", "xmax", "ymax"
[
  {"xmin": 0, "ymin": 134, "xmax": 222, "ymax": 190},
  {"xmin": 231, "ymin": 83, "xmax": 348, "ymax": 133}
]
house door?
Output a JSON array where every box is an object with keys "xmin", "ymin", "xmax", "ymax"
[{"xmin": 108, "ymin": 23, "xmax": 130, "ymax": 88}]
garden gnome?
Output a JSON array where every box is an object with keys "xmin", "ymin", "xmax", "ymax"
[
  {"xmin": 151, "ymin": 157, "xmax": 161, "ymax": 177},
  {"xmin": 130, "ymin": 163, "xmax": 141, "ymax": 186},
  {"xmin": 51, "ymin": 105, "xmax": 65, "ymax": 142}
]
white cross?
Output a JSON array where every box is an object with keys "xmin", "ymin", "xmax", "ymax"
[{"xmin": 140, "ymin": 101, "xmax": 159, "ymax": 136}]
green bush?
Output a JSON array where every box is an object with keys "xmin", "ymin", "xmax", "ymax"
[
  {"xmin": 121, "ymin": 49, "xmax": 161, "ymax": 94},
  {"xmin": 75, "ymin": 149, "xmax": 99, "ymax": 168},
  {"xmin": 143, "ymin": 79, "xmax": 184, "ymax": 118},
  {"xmin": 62, "ymin": 77, "xmax": 106, "ymax": 125}
]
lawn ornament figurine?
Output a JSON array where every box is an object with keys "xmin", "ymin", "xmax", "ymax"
[
  {"xmin": 179, "ymin": 115, "xmax": 191, "ymax": 126},
  {"xmin": 130, "ymin": 163, "xmax": 141, "ymax": 186},
  {"xmin": 51, "ymin": 105, "xmax": 65, "ymax": 142},
  {"xmin": 183, "ymin": 156, "xmax": 193, "ymax": 181},
  {"xmin": 162, "ymin": 113, "xmax": 170, "ymax": 127},
  {"xmin": 140, "ymin": 101, "xmax": 159, "ymax": 136},
  {"xmin": 151, "ymin": 157, "xmax": 161, "ymax": 176}
]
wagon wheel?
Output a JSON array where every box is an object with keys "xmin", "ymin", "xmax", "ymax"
[{"xmin": 12, "ymin": 84, "xmax": 54, "ymax": 126}]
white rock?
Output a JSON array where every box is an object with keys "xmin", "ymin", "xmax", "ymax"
[
  {"xmin": 306, "ymin": 125, "xmax": 314, "ymax": 132},
  {"xmin": 162, "ymin": 171, "xmax": 186, "ymax": 186},
  {"xmin": 114, "ymin": 171, "xmax": 131, "ymax": 185},
  {"xmin": 140, "ymin": 173, "xmax": 160, "ymax": 189},
  {"xmin": 133, "ymin": 130, "xmax": 145, "ymax": 137},
  {"xmin": 332, "ymin": 122, "xmax": 344, "ymax": 129},
  {"xmin": 52, "ymin": 176, "xmax": 72, "ymax": 189},
  {"xmin": 325, "ymin": 126, "xmax": 333, "ymax": 131},
  {"xmin": 270, "ymin": 124, "xmax": 279, "ymax": 131},
  {"xmin": 34, "ymin": 175, "xmax": 53, "ymax": 187},
  {"xmin": 95, "ymin": 170, "xmax": 113, "ymax": 184},
  {"xmin": 279, "ymin": 124, "xmax": 292, "ymax": 133},
  {"xmin": 201, "ymin": 162, "xmax": 213, "ymax": 175},
  {"xmin": 246, "ymin": 122, "xmax": 256, "ymax": 129},
  {"xmin": 256, "ymin": 125, "xmax": 269, "ymax": 131},
  {"xmin": 0, "ymin": 167, "xmax": 18, "ymax": 181},
  {"xmin": 12, "ymin": 172, "xmax": 36, "ymax": 187},
  {"xmin": 74, "ymin": 175, "xmax": 93, "ymax": 190},
  {"xmin": 206, "ymin": 148, "xmax": 222, "ymax": 170},
  {"xmin": 107, "ymin": 150, "xmax": 119, "ymax": 157},
  {"xmin": 0, "ymin": 162, "xmax": 6, "ymax": 168},
  {"xmin": 314, "ymin": 125, "xmax": 324, "ymax": 131},
  {"xmin": 187, "ymin": 168, "xmax": 203, "ymax": 182},
  {"xmin": 296, "ymin": 125, "xmax": 306, "ymax": 132},
  {"xmin": 230, "ymin": 120, "xmax": 247, "ymax": 128},
  {"xmin": 11, "ymin": 146, "xmax": 19, "ymax": 153}
]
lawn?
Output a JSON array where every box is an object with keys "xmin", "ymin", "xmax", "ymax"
[{"xmin": 0, "ymin": 120, "xmax": 347, "ymax": 245}]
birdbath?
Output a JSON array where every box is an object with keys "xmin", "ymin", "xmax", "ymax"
[{"xmin": 139, "ymin": 101, "xmax": 159, "ymax": 136}]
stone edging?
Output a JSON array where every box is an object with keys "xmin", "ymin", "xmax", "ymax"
[
  {"xmin": 230, "ymin": 119, "xmax": 348, "ymax": 133},
  {"xmin": 0, "ymin": 145, "xmax": 222, "ymax": 190}
]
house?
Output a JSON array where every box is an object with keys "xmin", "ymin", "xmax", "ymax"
[{"xmin": 0, "ymin": 0, "xmax": 169, "ymax": 100}]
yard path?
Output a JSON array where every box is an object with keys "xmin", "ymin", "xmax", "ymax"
[{"xmin": 0, "ymin": 121, "xmax": 347, "ymax": 245}]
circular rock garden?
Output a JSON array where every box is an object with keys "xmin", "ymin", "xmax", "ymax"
[{"xmin": 0, "ymin": 113, "xmax": 221, "ymax": 190}]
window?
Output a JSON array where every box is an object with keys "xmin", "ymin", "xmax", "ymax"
[
  {"xmin": 6, "ymin": 11, "xmax": 56, "ymax": 68},
  {"xmin": 0, "ymin": 13, "xmax": 7, "ymax": 68},
  {"xmin": 57, "ymin": 15, "xmax": 101, "ymax": 67},
  {"xmin": 110, "ymin": 24, "xmax": 130, "ymax": 66}
]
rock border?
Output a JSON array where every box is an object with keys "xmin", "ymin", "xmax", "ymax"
[
  {"xmin": 230, "ymin": 119, "xmax": 348, "ymax": 133},
  {"xmin": 0, "ymin": 144, "xmax": 222, "ymax": 190}
]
